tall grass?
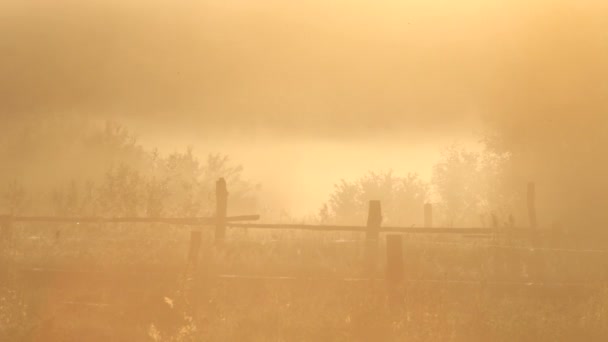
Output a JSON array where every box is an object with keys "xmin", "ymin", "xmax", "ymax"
[{"xmin": 3, "ymin": 224, "xmax": 608, "ymax": 341}]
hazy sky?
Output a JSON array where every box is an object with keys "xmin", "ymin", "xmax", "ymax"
[
  {"xmin": 3, "ymin": 1, "xmax": 605, "ymax": 133},
  {"xmin": 2, "ymin": 0, "xmax": 606, "ymax": 216},
  {"xmin": 0, "ymin": 1, "xmax": 525, "ymax": 132}
]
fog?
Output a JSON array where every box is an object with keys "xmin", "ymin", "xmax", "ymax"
[
  {"xmin": 1, "ymin": 0, "xmax": 607, "ymax": 220},
  {"xmin": 2, "ymin": 0, "xmax": 608, "ymax": 340},
  {"xmin": 140, "ymin": 130, "xmax": 475, "ymax": 216},
  {"xmin": 0, "ymin": 0, "xmax": 543, "ymax": 129}
]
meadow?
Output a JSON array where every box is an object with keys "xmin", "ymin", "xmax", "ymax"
[{"xmin": 2, "ymin": 223, "xmax": 608, "ymax": 341}]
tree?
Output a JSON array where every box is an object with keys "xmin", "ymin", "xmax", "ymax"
[
  {"xmin": 321, "ymin": 171, "xmax": 429, "ymax": 226},
  {"xmin": 432, "ymin": 145, "xmax": 517, "ymax": 227},
  {"xmin": 0, "ymin": 117, "xmax": 259, "ymax": 217},
  {"xmin": 481, "ymin": 4, "xmax": 608, "ymax": 229}
]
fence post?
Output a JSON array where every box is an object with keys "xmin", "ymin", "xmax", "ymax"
[
  {"xmin": 527, "ymin": 182, "xmax": 545, "ymax": 280},
  {"xmin": 386, "ymin": 234, "xmax": 404, "ymax": 310},
  {"xmin": 215, "ymin": 178, "xmax": 228, "ymax": 245},
  {"xmin": 491, "ymin": 211, "xmax": 500, "ymax": 245},
  {"xmin": 1, "ymin": 216, "xmax": 6, "ymax": 242},
  {"xmin": 186, "ymin": 230, "xmax": 202, "ymax": 316},
  {"xmin": 527, "ymin": 182, "xmax": 537, "ymax": 229},
  {"xmin": 490, "ymin": 212, "xmax": 505, "ymax": 278},
  {"xmin": 0, "ymin": 215, "xmax": 13, "ymax": 245},
  {"xmin": 424, "ymin": 203, "xmax": 433, "ymax": 228},
  {"xmin": 386, "ymin": 235, "xmax": 404, "ymax": 282},
  {"xmin": 188, "ymin": 231, "xmax": 202, "ymax": 266},
  {"xmin": 366, "ymin": 201, "xmax": 382, "ymax": 276}
]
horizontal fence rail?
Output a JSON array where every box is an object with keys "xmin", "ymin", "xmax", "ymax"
[
  {"xmin": 3, "ymin": 217, "xmax": 545, "ymax": 235},
  {"xmin": 227, "ymin": 223, "xmax": 548, "ymax": 235},
  {"xmin": 15, "ymin": 267, "xmax": 605, "ymax": 288},
  {"xmin": 1, "ymin": 214, "xmax": 260, "ymax": 226}
]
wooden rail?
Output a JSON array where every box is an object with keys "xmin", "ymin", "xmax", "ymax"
[
  {"xmin": 227, "ymin": 223, "xmax": 545, "ymax": 235},
  {"xmin": 1, "ymin": 214, "xmax": 259, "ymax": 225}
]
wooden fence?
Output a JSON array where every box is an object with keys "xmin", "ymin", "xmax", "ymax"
[
  {"xmin": 1, "ymin": 178, "xmax": 546, "ymax": 280},
  {"xmin": 4, "ymin": 178, "xmax": 604, "ymax": 311}
]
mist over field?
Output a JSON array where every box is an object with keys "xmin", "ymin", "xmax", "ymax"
[
  {"xmin": 3, "ymin": 0, "xmax": 607, "ymax": 222},
  {"xmin": 1, "ymin": 0, "xmax": 608, "ymax": 341}
]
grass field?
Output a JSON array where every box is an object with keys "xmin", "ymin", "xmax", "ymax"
[{"xmin": 2, "ymin": 224, "xmax": 608, "ymax": 341}]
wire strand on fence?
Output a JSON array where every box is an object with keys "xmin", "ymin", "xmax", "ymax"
[
  {"xmin": 15, "ymin": 268, "xmax": 608, "ymax": 288},
  {"xmin": 399, "ymin": 239, "xmax": 608, "ymax": 254},
  {"xmin": 19, "ymin": 234, "xmax": 608, "ymax": 256}
]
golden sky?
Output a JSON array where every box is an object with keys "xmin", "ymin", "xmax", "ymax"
[
  {"xmin": 2, "ymin": 0, "xmax": 606, "ymax": 216},
  {"xmin": 4, "ymin": 0, "xmax": 605, "ymax": 137}
]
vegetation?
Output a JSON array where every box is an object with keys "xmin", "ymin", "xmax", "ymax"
[
  {"xmin": 2, "ymin": 119, "xmax": 607, "ymax": 341},
  {"xmin": 321, "ymin": 145, "xmax": 518, "ymax": 228},
  {"xmin": 3, "ymin": 226, "xmax": 608, "ymax": 341},
  {"xmin": 0, "ymin": 119, "xmax": 259, "ymax": 217},
  {"xmin": 319, "ymin": 171, "xmax": 429, "ymax": 226}
]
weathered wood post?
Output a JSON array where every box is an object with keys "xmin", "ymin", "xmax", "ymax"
[
  {"xmin": 386, "ymin": 235, "xmax": 404, "ymax": 282},
  {"xmin": 491, "ymin": 211, "xmax": 500, "ymax": 244},
  {"xmin": 0, "ymin": 215, "xmax": 13, "ymax": 246},
  {"xmin": 366, "ymin": 201, "xmax": 382, "ymax": 276},
  {"xmin": 490, "ymin": 212, "xmax": 505, "ymax": 278},
  {"xmin": 186, "ymin": 230, "xmax": 202, "ymax": 316},
  {"xmin": 386, "ymin": 234, "xmax": 404, "ymax": 310},
  {"xmin": 527, "ymin": 182, "xmax": 544, "ymax": 280},
  {"xmin": 215, "ymin": 178, "xmax": 228, "ymax": 245},
  {"xmin": 188, "ymin": 231, "xmax": 202, "ymax": 266},
  {"xmin": 527, "ymin": 182, "xmax": 537, "ymax": 229},
  {"xmin": 0, "ymin": 216, "xmax": 6, "ymax": 242},
  {"xmin": 491, "ymin": 212, "xmax": 499, "ymax": 229},
  {"xmin": 424, "ymin": 203, "xmax": 433, "ymax": 228}
]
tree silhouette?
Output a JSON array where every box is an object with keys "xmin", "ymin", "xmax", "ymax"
[{"xmin": 321, "ymin": 171, "xmax": 429, "ymax": 226}]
